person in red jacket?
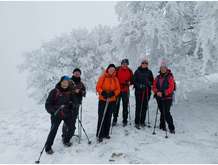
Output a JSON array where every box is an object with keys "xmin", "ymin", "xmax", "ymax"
[
  {"xmin": 152, "ymin": 61, "xmax": 175, "ymax": 134},
  {"xmin": 112, "ymin": 59, "xmax": 133, "ymax": 127}
]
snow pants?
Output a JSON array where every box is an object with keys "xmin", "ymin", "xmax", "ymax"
[
  {"xmin": 157, "ymin": 98, "xmax": 175, "ymax": 131},
  {"xmin": 113, "ymin": 91, "xmax": 129, "ymax": 123},
  {"xmin": 62, "ymin": 105, "xmax": 80, "ymax": 141},
  {"xmin": 96, "ymin": 100, "xmax": 115, "ymax": 139},
  {"xmin": 135, "ymin": 91, "xmax": 150, "ymax": 125},
  {"xmin": 45, "ymin": 114, "xmax": 73, "ymax": 150}
]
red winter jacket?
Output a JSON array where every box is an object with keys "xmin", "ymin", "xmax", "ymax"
[
  {"xmin": 116, "ymin": 66, "xmax": 133, "ymax": 93},
  {"xmin": 152, "ymin": 71, "xmax": 175, "ymax": 100}
]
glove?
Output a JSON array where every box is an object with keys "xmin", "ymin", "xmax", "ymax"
[
  {"xmin": 101, "ymin": 91, "xmax": 108, "ymax": 99},
  {"xmin": 53, "ymin": 109, "xmax": 65, "ymax": 119},
  {"xmin": 139, "ymin": 84, "xmax": 146, "ymax": 89},
  {"xmin": 108, "ymin": 91, "xmax": 115, "ymax": 98},
  {"xmin": 68, "ymin": 101, "xmax": 74, "ymax": 109}
]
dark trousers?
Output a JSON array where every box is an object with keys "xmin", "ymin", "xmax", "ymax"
[
  {"xmin": 157, "ymin": 99, "xmax": 175, "ymax": 131},
  {"xmin": 135, "ymin": 91, "xmax": 150, "ymax": 125},
  {"xmin": 113, "ymin": 92, "xmax": 129, "ymax": 123},
  {"xmin": 96, "ymin": 100, "xmax": 115, "ymax": 139},
  {"xmin": 45, "ymin": 115, "xmax": 73, "ymax": 150},
  {"xmin": 62, "ymin": 105, "xmax": 80, "ymax": 141}
]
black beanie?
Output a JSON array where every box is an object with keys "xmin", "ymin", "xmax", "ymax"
[
  {"xmin": 106, "ymin": 64, "xmax": 116, "ymax": 71},
  {"xmin": 121, "ymin": 58, "xmax": 129, "ymax": 65},
  {"xmin": 73, "ymin": 68, "xmax": 81, "ymax": 74}
]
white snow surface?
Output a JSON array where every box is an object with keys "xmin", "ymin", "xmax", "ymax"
[{"xmin": 0, "ymin": 74, "xmax": 218, "ymax": 163}]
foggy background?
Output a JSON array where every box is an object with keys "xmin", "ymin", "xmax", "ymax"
[{"xmin": 0, "ymin": 1, "xmax": 118, "ymax": 109}]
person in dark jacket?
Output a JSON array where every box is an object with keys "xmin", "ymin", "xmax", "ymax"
[
  {"xmin": 152, "ymin": 61, "xmax": 175, "ymax": 134},
  {"xmin": 62, "ymin": 68, "xmax": 86, "ymax": 140},
  {"xmin": 112, "ymin": 59, "xmax": 133, "ymax": 127},
  {"xmin": 45, "ymin": 76, "xmax": 77, "ymax": 154},
  {"xmin": 133, "ymin": 59, "xmax": 154, "ymax": 129}
]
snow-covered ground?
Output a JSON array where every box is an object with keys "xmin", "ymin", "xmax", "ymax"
[{"xmin": 0, "ymin": 75, "xmax": 218, "ymax": 163}]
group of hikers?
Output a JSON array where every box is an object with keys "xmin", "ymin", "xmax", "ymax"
[{"xmin": 44, "ymin": 58, "xmax": 176, "ymax": 155}]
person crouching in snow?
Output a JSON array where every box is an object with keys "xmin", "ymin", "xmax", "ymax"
[
  {"xmin": 96, "ymin": 64, "xmax": 120, "ymax": 143},
  {"xmin": 152, "ymin": 61, "xmax": 175, "ymax": 134},
  {"xmin": 45, "ymin": 76, "xmax": 77, "ymax": 154}
]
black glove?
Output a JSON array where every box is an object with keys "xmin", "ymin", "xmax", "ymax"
[
  {"xmin": 108, "ymin": 91, "xmax": 115, "ymax": 98},
  {"xmin": 68, "ymin": 101, "xmax": 74, "ymax": 109},
  {"xmin": 101, "ymin": 91, "xmax": 108, "ymax": 99}
]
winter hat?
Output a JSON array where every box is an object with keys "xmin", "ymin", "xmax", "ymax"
[
  {"xmin": 60, "ymin": 75, "xmax": 71, "ymax": 81},
  {"xmin": 106, "ymin": 64, "xmax": 116, "ymax": 71},
  {"xmin": 160, "ymin": 60, "xmax": 168, "ymax": 68},
  {"xmin": 73, "ymin": 68, "xmax": 81, "ymax": 74},
  {"xmin": 121, "ymin": 58, "xmax": 129, "ymax": 65},
  {"xmin": 141, "ymin": 58, "xmax": 149, "ymax": 64}
]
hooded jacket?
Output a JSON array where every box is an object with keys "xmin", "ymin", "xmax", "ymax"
[{"xmin": 96, "ymin": 69, "xmax": 120, "ymax": 102}]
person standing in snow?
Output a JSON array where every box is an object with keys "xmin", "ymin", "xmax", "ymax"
[
  {"xmin": 96, "ymin": 64, "xmax": 120, "ymax": 142},
  {"xmin": 45, "ymin": 76, "xmax": 77, "ymax": 154},
  {"xmin": 62, "ymin": 68, "xmax": 86, "ymax": 138},
  {"xmin": 112, "ymin": 59, "xmax": 133, "ymax": 127},
  {"xmin": 152, "ymin": 61, "xmax": 175, "ymax": 134},
  {"xmin": 133, "ymin": 59, "xmax": 154, "ymax": 129}
]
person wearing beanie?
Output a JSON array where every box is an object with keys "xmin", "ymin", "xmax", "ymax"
[
  {"xmin": 152, "ymin": 61, "xmax": 176, "ymax": 134},
  {"xmin": 112, "ymin": 58, "xmax": 133, "ymax": 127},
  {"xmin": 44, "ymin": 75, "xmax": 77, "ymax": 154},
  {"xmin": 62, "ymin": 68, "xmax": 86, "ymax": 141},
  {"xmin": 133, "ymin": 59, "xmax": 154, "ymax": 129},
  {"xmin": 96, "ymin": 64, "xmax": 120, "ymax": 143}
]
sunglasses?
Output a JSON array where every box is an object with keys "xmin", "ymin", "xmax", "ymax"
[{"xmin": 141, "ymin": 62, "xmax": 148, "ymax": 65}]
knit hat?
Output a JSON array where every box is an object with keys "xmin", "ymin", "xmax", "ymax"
[
  {"xmin": 73, "ymin": 68, "xmax": 81, "ymax": 74},
  {"xmin": 160, "ymin": 60, "xmax": 168, "ymax": 68},
  {"xmin": 106, "ymin": 64, "xmax": 116, "ymax": 71},
  {"xmin": 141, "ymin": 58, "xmax": 148, "ymax": 64},
  {"xmin": 60, "ymin": 75, "xmax": 71, "ymax": 81},
  {"xmin": 121, "ymin": 58, "xmax": 129, "ymax": 65}
]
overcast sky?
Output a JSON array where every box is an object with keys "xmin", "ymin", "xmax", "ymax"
[{"xmin": 0, "ymin": 1, "xmax": 118, "ymax": 109}]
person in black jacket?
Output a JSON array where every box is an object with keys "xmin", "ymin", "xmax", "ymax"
[
  {"xmin": 62, "ymin": 68, "xmax": 86, "ymax": 139},
  {"xmin": 45, "ymin": 76, "xmax": 77, "ymax": 154},
  {"xmin": 133, "ymin": 59, "xmax": 154, "ymax": 129}
]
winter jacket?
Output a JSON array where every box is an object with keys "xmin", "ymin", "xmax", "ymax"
[
  {"xmin": 70, "ymin": 76, "xmax": 86, "ymax": 104},
  {"xmin": 45, "ymin": 83, "xmax": 76, "ymax": 116},
  {"xmin": 96, "ymin": 70, "xmax": 120, "ymax": 102},
  {"xmin": 152, "ymin": 70, "xmax": 175, "ymax": 100},
  {"xmin": 133, "ymin": 67, "xmax": 154, "ymax": 95},
  {"xmin": 116, "ymin": 66, "xmax": 133, "ymax": 93}
]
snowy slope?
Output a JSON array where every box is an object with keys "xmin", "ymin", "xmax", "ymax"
[{"xmin": 0, "ymin": 75, "xmax": 218, "ymax": 163}]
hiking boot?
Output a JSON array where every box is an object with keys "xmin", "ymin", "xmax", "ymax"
[
  {"xmin": 170, "ymin": 129, "xmax": 175, "ymax": 134},
  {"xmin": 105, "ymin": 135, "xmax": 111, "ymax": 139},
  {"xmin": 123, "ymin": 122, "xmax": 127, "ymax": 127},
  {"xmin": 141, "ymin": 123, "xmax": 146, "ymax": 128},
  {"xmin": 98, "ymin": 138, "xmax": 103, "ymax": 143},
  {"xmin": 135, "ymin": 124, "xmax": 140, "ymax": 129},
  {"xmin": 159, "ymin": 125, "xmax": 166, "ymax": 131},
  {"xmin": 63, "ymin": 141, "xmax": 72, "ymax": 147},
  {"xmin": 45, "ymin": 147, "xmax": 54, "ymax": 155}
]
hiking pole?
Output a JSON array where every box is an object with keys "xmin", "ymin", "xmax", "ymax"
[
  {"xmin": 161, "ymin": 100, "xmax": 168, "ymax": 138},
  {"xmin": 128, "ymin": 90, "xmax": 132, "ymax": 125},
  {"xmin": 147, "ymin": 95, "xmax": 151, "ymax": 128},
  {"xmin": 111, "ymin": 97, "xmax": 119, "ymax": 135},
  {"xmin": 78, "ymin": 104, "xmax": 82, "ymax": 144},
  {"xmin": 78, "ymin": 119, "xmax": 92, "ymax": 144},
  {"xmin": 35, "ymin": 105, "xmax": 65, "ymax": 164},
  {"xmin": 138, "ymin": 91, "xmax": 145, "ymax": 128},
  {"xmin": 97, "ymin": 98, "xmax": 110, "ymax": 139},
  {"xmin": 152, "ymin": 105, "xmax": 159, "ymax": 135}
]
